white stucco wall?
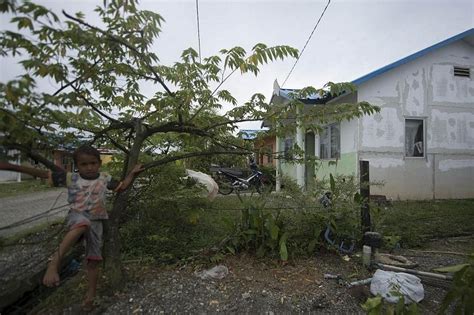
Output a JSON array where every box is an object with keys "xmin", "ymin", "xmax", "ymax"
[
  {"xmin": 357, "ymin": 39, "xmax": 474, "ymax": 199},
  {"xmin": 0, "ymin": 150, "xmax": 21, "ymax": 182}
]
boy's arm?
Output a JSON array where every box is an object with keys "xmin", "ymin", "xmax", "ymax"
[{"xmin": 114, "ymin": 164, "xmax": 144, "ymax": 192}]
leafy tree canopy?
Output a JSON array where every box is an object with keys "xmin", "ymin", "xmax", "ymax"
[
  {"xmin": 0, "ymin": 0, "xmax": 379, "ymax": 286},
  {"xmin": 0, "ymin": 0, "xmax": 377, "ymax": 172}
]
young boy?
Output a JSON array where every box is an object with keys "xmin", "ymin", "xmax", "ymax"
[{"xmin": 0, "ymin": 145, "xmax": 143, "ymax": 310}]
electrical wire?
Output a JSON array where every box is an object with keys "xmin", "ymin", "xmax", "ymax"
[
  {"xmin": 195, "ymin": 0, "xmax": 202, "ymax": 63},
  {"xmin": 0, "ymin": 191, "xmax": 68, "ymax": 232},
  {"xmin": 282, "ymin": 0, "xmax": 331, "ymax": 86}
]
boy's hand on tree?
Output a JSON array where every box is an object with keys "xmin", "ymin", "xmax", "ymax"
[{"xmin": 131, "ymin": 163, "xmax": 145, "ymax": 175}]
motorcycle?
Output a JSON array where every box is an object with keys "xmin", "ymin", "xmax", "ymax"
[{"xmin": 215, "ymin": 160, "xmax": 272, "ymax": 195}]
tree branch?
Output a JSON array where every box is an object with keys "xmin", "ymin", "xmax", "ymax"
[
  {"xmin": 104, "ymin": 134, "xmax": 130, "ymax": 154},
  {"xmin": 143, "ymin": 150, "xmax": 251, "ymax": 170},
  {"xmin": 0, "ymin": 108, "xmax": 41, "ymax": 131},
  {"xmin": 144, "ymin": 121, "xmax": 210, "ymax": 138},
  {"xmin": 2, "ymin": 142, "xmax": 63, "ymax": 172},
  {"xmin": 70, "ymin": 84, "xmax": 120, "ymax": 123},
  {"xmin": 0, "ymin": 161, "xmax": 50, "ymax": 179},
  {"xmin": 52, "ymin": 58, "xmax": 103, "ymax": 97},
  {"xmin": 62, "ymin": 10, "xmax": 174, "ymax": 96},
  {"xmin": 212, "ymin": 68, "xmax": 238, "ymax": 97}
]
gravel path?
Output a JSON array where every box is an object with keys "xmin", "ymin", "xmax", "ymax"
[{"xmin": 0, "ymin": 189, "xmax": 68, "ymax": 238}]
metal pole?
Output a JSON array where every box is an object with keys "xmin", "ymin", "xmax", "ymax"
[{"xmin": 360, "ymin": 160, "xmax": 371, "ymax": 234}]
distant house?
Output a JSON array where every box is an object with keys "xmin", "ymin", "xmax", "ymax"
[
  {"xmin": 0, "ymin": 149, "xmax": 23, "ymax": 182},
  {"xmin": 239, "ymin": 129, "xmax": 276, "ymax": 167},
  {"xmin": 270, "ymin": 28, "xmax": 474, "ymax": 200},
  {"xmin": 0, "ymin": 146, "xmax": 119, "ymax": 182},
  {"xmin": 52, "ymin": 147, "xmax": 118, "ymax": 172}
]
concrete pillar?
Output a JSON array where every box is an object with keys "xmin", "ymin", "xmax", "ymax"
[
  {"xmin": 296, "ymin": 122, "xmax": 304, "ymax": 187},
  {"xmin": 16, "ymin": 155, "xmax": 21, "ymax": 182},
  {"xmin": 275, "ymin": 136, "xmax": 281, "ymax": 192}
]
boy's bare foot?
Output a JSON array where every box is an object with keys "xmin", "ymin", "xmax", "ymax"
[{"xmin": 43, "ymin": 263, "xmax": 60, "ymax": 287}]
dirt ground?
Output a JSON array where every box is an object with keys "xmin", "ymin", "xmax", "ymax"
[{"xmin": 12, "ymin": 234, "xmax": 469, "ymax": 315}]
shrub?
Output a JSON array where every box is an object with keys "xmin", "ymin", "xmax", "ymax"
[{"xmin": 120, "ymin": 163, "xmax": 215, "ymax": 263}]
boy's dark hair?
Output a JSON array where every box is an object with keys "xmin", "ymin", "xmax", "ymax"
[{"xmin": 73, "ymin": 145, "xmax": 101, "ymax": 164}]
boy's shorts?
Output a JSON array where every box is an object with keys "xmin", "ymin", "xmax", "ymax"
[{"xmin": 66, "ymin": 210, "xmax": 104, "ymax": 261}]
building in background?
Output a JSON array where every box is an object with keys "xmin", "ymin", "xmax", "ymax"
[
  {"xmin": 239, "ymin": 129, "xmax": 276, "ymax": 167},
  {"xmin": 270, "ymin": 28, "xmax": 474, "ymax": 200}
]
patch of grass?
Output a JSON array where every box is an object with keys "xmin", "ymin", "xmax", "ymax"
[
  {"xmin": 0, "ymin": 179, "xmax": 54, "ymax": 198},
  {"xmin": 375, "ymin": 199, "xmax": 474, "ymax": 247},
  {"xmin": 121, "ymin": 187, "xmax": 474, "ymax": 265},
  {"xmin": 30, "ymin": 269, "xmax": 93, "ymax": 314}
]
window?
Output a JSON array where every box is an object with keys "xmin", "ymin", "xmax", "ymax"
[
  {"xmin": 267, "ymin": 144, "xmax": 273, "ymax": 164},
  {"xmin": 319, "ymin": 124, "xmax": 340, "ymax": 159},
  {"xmin": 405, "ymin": 119, "xmax": 424, "ymax": 157},
  {"xmin": 62, "ymin": 155, "xmax": 70, "ymax": 168}
]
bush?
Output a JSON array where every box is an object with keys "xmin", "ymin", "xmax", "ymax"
[
  {"xmin": 258, "ymin": 164, "xmax": 276, "ymax": 187},
  {"xmin": 224, "ymin": 174, "xmax": 364, "ymax": 260},
  {"xmin": 120, "ymin": 163, "xmax": 216, "ymax": 263}
]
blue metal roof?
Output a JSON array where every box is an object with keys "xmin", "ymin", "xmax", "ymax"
[
  {"xmin": 239, "ymin": 129, "xmax": 260, "ymax": 140},
  {"xmin": 279, "ymin": 88, "xmax": 324, "ymax": 100},
  {"xmin": 352, "ymin": 28, "xmax": 474, "ymax": 86}
]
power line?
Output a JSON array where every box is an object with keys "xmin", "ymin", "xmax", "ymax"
[
  {"xmin": 195, "ymin": 0, "xmax": 202, "ymax": 63},
  {"xmin": 282, "ymin": 0, "xmax": 331, "ymax": 86},
  {"xmin": 0, "ymin": 191, "xmax": 66, "ymax": 232}
]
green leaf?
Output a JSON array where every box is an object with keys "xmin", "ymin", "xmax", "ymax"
[
  {"xmin": 226, "ymin": 246, "xmax": 236, "ymax": 255},
  {"xmin": 395, "ymin": 296, "xmax": 405, "ymax": 314},
  {"xmin": 406, "ymin": 302, "xmax": 420, "ymax": 315},
  {"xmin": 279, "ymin": 239, "xmax": 288, "ymax": 261},
  {"xmin": 269, "ymin": 224, "xmax": 279, "ymax": 241},
  {"xmin": 11, "ymin": 16, "xmax": 33, "ymax": 30},
  {"xmin": 0, "ymin": 0, "xmax": 15, "ymax": 13},
  {"xmin": 361, "ymin": 296, "xmax": 383, "ymax": 314}
]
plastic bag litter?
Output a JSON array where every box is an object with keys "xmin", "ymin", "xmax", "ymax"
[
  {"xmin": 370, "ymin": 269, "xmax": 424, "ymax": 304},
  {"xmin": 185, "ymin": 169, "xmax": 219, "ymax": 201},
  {"xmin": 195, "ymin": 265, "xmax": 229, "ymax": 280}
]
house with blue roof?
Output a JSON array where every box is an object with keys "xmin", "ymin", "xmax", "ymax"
[{"xmin": 270, "ymin": 28, "xmax": 474, "ymax": 200}]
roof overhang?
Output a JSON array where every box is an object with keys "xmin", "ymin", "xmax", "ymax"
[{"xmin": 352, "ymin": 28, "xmax": 474, "ymax": 86}]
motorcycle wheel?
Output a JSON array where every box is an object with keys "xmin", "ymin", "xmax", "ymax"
[
  {"xmin": 256, "ymin": 176, "xmax": 273, "ymax": 194},
  {"xmin": 217, "ymin": 177, "xmax": 234, "ymax": 195}
]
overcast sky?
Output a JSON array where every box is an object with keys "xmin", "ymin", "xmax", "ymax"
[{"xmin": 1, "ymin": 0, "xmax": 473, "ymax": 130}]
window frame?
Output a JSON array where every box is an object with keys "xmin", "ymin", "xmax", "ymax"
[
  {"xmin": 319, "ymin": 123, "xmax": 341, "ymax": 160},
  {"xmin": 404, "ymin": 117, "xmax": 426, "ymax": 159},
  {"xmin": 283, "ymin": 137, "xmax": 294, "ymax": 160}
]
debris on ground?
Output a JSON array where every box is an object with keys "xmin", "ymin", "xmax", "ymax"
[
  {"xmin": 370, "ymin": 269, "xmax": 424, "ymax": 304},
  {"xmin": 375, "ymin": 253, "xmax": 418, "ymax": 268},
  {"xmin": 195, "ymin": 265, "xmax": 229, "ymax": 280}
]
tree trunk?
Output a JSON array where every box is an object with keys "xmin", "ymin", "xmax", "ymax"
[
  {"xmin": 102, "ymin": 124, "xmax": 145, "ymax": 289},
  {"xmin": 103, "ymin": 191, "xmax": 129, "ymax": 289}
]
